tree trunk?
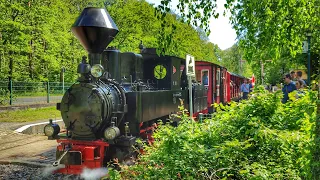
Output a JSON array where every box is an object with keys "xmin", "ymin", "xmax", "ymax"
[
  {"xmin": 8, "ymin": 51, "xmax": 13, "ymax": 92},
  {"xmin": 29, "ymin": 12, "xmax": 34, "ymax": 80},
  {"xmin": 8, "ymin": 51, "xmax": 13, "ymax": 79},
  {"xmin": 29, "ymin": 39, "xmax": 33, "ymax": 79}
]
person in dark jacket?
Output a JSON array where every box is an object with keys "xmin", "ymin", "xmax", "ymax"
[{"xmin": 282, "ymin": 73, "xmax": 297, "ymax": 103}]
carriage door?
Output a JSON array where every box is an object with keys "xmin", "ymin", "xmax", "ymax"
[
  {"xmin": 201, "ymin": 69, "xmax": 210, "ymax": 106},
  {"xmin": 216, "ymin": 68, "xmax": 221, "ymax": 104},
  {"xmin": 226, "ymin": 72, "xmax": 231, "ymax": 102},
  {"xmin": 220, "ymin": 68, "xmax": 224, "ymax": 103},
  {"xmin": 212, "ymin": 67, "xmax": 215, "ymax": 104}
]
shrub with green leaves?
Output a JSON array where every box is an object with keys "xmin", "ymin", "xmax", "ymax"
[
  {"xmin": 110, "ymin": 86, "xmax": 317, "ymax": 180},
  {"xmin": 0, "ymin": 88, "xmax": 16, "ymax": 105}
]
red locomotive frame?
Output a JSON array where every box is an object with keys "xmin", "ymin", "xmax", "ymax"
[
  {"xmin": 55, "ymin": 139, "xmax": 109, "ymax": 174},
  {"xmin": 54, "ymin": 123, "xmax": 158, "ymax": 175}
]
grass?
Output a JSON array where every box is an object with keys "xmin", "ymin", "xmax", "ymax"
[
  {"xmin": 16, "ymin": 92, "xmax": 64, "ymax": 97},
  {"xmin": 0, "ymin": 106, "xmax": 61, "ymax": 122}
]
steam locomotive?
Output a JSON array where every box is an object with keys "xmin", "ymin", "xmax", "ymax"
[{"xmin": 43, "ymin": 7, "xmax": 246, "ymax": 174}]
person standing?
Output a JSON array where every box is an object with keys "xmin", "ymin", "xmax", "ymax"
[
  {"xmin": 240, "ymin": 79, "xmax": 250, "ymax": 100},
  {"xmin": 290, "ymin": 71, "xmax": 296, "ymax": 85},
  {"xmin": 282, "ymin": 74, "xmax": 297, "ymax": 103},
  {"xmin": 202, "ymin": 72, "xmax": 208, "ymax": 86},
  {"xmin": 249, "ymin": 79, "xmax": 253, "ymax": 93},
  {"xmin": 295, "ymin": 80, "xmax": 306, "ymax": 99},
  {"xmin": 296, "ymin": 80, "xmax": 305, "ymax": 89},
  {"xmin": 296, "ymin": 71, "xmax": 307, "ymax": 86}
]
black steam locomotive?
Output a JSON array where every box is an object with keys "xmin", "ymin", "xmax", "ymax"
[{"xmin": 43, "ymin": 7, "xmax": 207, "ymax": 174}]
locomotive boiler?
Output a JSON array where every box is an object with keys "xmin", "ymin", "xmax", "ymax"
[{"xmin": 43, "ymin": 7, "xmax": 208, "ymax": 174}]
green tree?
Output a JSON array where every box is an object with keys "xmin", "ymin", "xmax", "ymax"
[
  {"xmin": 159, "ymin": 0, "xmax": 319, "ymax": 177},
  {"xmin": 220, "ymin": 44, "xmax": 252, "ymax": 77},
  {"xmin": 106, "ymin": 0, "xmax": 221, "ymax": 63}
]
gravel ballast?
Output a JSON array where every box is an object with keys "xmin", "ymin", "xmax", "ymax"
[{"xmin": 0, "ymin": 164, "xmax": 81, "ymax": 180}]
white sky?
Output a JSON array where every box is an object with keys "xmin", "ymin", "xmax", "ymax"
[{"xmin": 146, "ymin": 0, "xmax": 237, "ymax": 50}]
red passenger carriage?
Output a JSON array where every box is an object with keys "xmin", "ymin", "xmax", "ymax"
[{"xmin": 194, "ymin": 61, "xmax": 246, "ymax": 113}]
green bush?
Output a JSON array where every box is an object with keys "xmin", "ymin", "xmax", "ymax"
[
  {"xmin": 0, "ymin": 88, "xmax": 16, "ymax": 105},
  {"xmin": 110, "ymin": 86, "xmax": 317, "ymax": 180}
]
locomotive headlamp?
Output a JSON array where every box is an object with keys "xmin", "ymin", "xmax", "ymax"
[
  {"xmin": 104, "ymin": 125, "xmax": 120, "ymax": 140},
  {"xmin": 44, "ymin": 119, "xmax": 60, "ymax": 137},
  {"xmin": 91, "ymin": 64, "xmax": 104, "ymax": 78},
  {"xmin": 44, "ymin": 125, "xmax": 55, "ymax": 136}
]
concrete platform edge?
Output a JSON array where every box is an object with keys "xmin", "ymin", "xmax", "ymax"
[{"xmin": 14, "ymin": 120, "xmax": 65, "ymax": 135}]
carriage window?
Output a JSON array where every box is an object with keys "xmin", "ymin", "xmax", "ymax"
[
  {"xmin": 201, "ymin": 69, "xmax": 209, "ymax": 86},
  {"xmin": 180, "ymin": 65, "xmax": 185, "ymax": 77}
]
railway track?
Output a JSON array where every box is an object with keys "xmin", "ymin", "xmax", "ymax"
[{"xmin": 0, "ymin": 164, "xmax": 81, "ymax": 180}]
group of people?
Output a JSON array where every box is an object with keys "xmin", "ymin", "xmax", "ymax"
[
  {"xmin": 282, "ymin": 71, "xmax": 307, "ymax": 103},
  {"xmin": 240, "ymin": 70, "xmax": 307, "ymax": 103},
  {"xmin": 240, "ymin": 79, "xmax": 253, "ymax": 100}
]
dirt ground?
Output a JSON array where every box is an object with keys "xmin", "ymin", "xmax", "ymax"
[
  {"xmin": 0, "ymin": 121, "xmax": 57, "ymax": 164},
  {"xmin": 0, "ymin": 122, "xmax": 85, "ymax": 180}
]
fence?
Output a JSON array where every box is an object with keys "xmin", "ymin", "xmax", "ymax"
[{"xmin": 0, "ymin": 81, "xmax": 74, "ymax": 106}]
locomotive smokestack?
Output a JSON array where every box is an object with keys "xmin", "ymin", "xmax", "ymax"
[{"xmin": 71, "ymin": 7, "xmax": 119, "ymax": 63}]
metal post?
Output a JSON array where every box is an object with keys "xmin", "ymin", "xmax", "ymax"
[
  {"xmin": 198, "ymin": 113, "xmax": 203, "ymax": 123},
  {"xmin": 307, "ymin": 35, "xmax": 311, "ymax": 85},
  {"xmin": 47, "ymin": 81, "xmax": 50, "ymax": 103},
  {"xmin": 188, "ymin": 76, "xmax": 193, "ymax": 119},
  {"xmin": 9, "ymin": 80, "xmax": 12, "ymax": 105},
  {"xmin": 62, "ymin": 67, "xmax": 65, "ymax": 93},
  {"xmin": 260, "ymin": 60, "xmax": 264, "ymax": 85}
]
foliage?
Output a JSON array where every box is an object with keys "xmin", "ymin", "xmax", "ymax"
[
  {"xmin": 221, "ymin": 43, "xmax": 253, "ymax": 77},
  {"xmin": 0, "ymin": 89, "xmax": 11, "ymax": 105},
  {"xmin": 228, "ymin": 0, "xmax": 319, "ymax": 62},
  {"xmin": 159, "ymin": 0, "xmax": 319, "ymax": 86},
  {"xmin": 160, "ymin": 0, "xmax": 319, "ymax": 61},
  {"xmin": 228, "ymin": 0, "xmax": 320, "ymax": 86},
  {"xmin": 0, "ymin": 0, "xmax": 105, "ymax": 82},
  {"xmin": 0, "ymin": 0, "xmax": 223, "ymax": 82},
  {"xmin": 106, "ymin": 0, "xmax": 221, "ymax": 63},
  {"xmin": 157, "ymin": 0, "xmax": 220, "ymax": 35},
  {"xmin": 112, "ymin": 87, "xmax": 317, "ymax": 179}
]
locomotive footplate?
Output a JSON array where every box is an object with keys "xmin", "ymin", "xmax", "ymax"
[
  {"xmin": 56, "ymin": 151, "xmax": 82, "ymax": 165},
  {"xmin": 114, "ymin": 136, "xmax": 136, "ymax": 147}
]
